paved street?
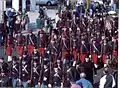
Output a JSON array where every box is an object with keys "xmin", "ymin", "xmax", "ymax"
[{"xmin": 28, "ymin": 9, "xmax": 58, "ymax": 23}]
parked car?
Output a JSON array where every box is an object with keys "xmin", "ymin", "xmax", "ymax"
[{"xmin": 36, "ymin": 0, "xmax": 58, "ymax": 6}]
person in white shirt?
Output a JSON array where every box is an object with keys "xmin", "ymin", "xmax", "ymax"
[{"xmin": 99, "ymin": 66, "xmax": 116, "ymax": 88}]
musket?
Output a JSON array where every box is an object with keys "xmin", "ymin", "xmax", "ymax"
[
  {"xmin": 100, "ymin": 17, "xmax": 106, "ymax": 62},
  {"xmin": 48, "ymin": 30, "xmax": 53, "ymax": 87},
  {"xmin": 30, "ymin": 55, "xmax": 33, "ymax": 85},
  {"xmin": 69, "ymin": 27, "xmax": 72, "ymax": 61},
  {"xmin": 18, "ymin": 57, "xmax": 22, "ymax": 86},
  {"xmin": 38, "ymin": 54, "xmax": 43, "ymax": 87},
  {"xmin": 61, "ymin": 32, "xmax": 65, "ymax": 88},
  {"xmin": 77, "ymin": 26, "xmax": 81, "ymax": 62},
  {"xmin": 87, "ymin": 17, "xmax": 93, "ymax": 58}
]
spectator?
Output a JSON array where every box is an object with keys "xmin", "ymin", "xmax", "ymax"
[
  {"xmin": 83, "ymin": 57, "xmax": 97, "ymax": 84},
  {"xmin": 76, "ymin": 73, "xmax": 93, "ymax": 88},
  {"xmin": 71, "ymin": 83, "xmax": 82, "ymax": 88},
  {"xmin": 99, "ymin": 66, "xmax": 116, "ymax": 88}
]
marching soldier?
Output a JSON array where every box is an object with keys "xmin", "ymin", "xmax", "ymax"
[
  {"xmin": 16, "ymin": 33, "xmax": 26, "ymax": 57},
  {"xmin": 31, "ymin": 60, "xmax": 41, "ymax": 88},
  {"xmin": 80, "ymin": 38, "xmax": 89, "ymax": 63},
  {"xmin": 27, "ymin": 30, "xmax": 37, "ymax": 55},
  {"xmin": 71, "ymin": 34, "xmax": 78, "ymax": 61},
  {"xmin": 5, "ymin": 34, "xmax": 14, "ymax": 62},
  {"xmin": 20, "ymin": 56, "xmax": 31, "ymax": 88},
  {"xmin": 11, "ymin": 56, "xmax": 19, "ymax": 88},
  {"xmin": 47, "ymin": 38, "xmax": 58, "ymax": 62},
  {"xmin": 0, "ymin": 57, "xmax": 9, "ymax": 87},
  {"xmin": 40, "ymin": 64, "xmax": 50, "ymax": 88},
  {"xmin": 61, "ymin": 30, "xmax": 70, "ymax": 60},
  {"xmin": 52, "ymin": 64, "xmax": 62, "ymax": 88},
  {"xmin": 31, "ymin": 48, "xmax": 40, "ymax": 62},
  {"xmin": 101, "ymin": 36, "xmax": 109, "ymax": 67},
  {"xmin": 91, "ymin": 38, "xmax": 101, "ymax": 68},
  {"xmin": 38, "ymin": 30, "xmax": 46, "ymax": 56}
]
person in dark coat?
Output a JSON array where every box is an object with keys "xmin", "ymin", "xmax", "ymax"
[
  {"xmin": 0, "ymin": 57, "xmax": 9, "ymax": 87},
  {"xmin": 52, "ymin": 64, "xmax": 62, "ymax": 88},
  {"xmin": 83, "ymin": 57, "xmax": 97, "ymax": 85},
  {"xmin": 91, "ymin": 39, "xmax": 101, "ymax": 68},
  {"xmin": 20, "ymin": 57, "xmax": 31, "ymax": 88},
  {"xmin": 37, "ymin": 30, "xmax": 46, "ymax": 56},
  {"xmin": 11, "ymin": 56, "xmax": 19, "ymax": 88},
  {"xmin": 99, "ymin": 66, "xmax": 116, "ymax": 88},
  {"xmin": 31, "ymin": 48, "xmax": 40, "ymax": 63},
  {"xmin": 16, "ymin": 33, "xmax": 26, "ymax": 57},
  {"xmin": 31, "ymin": 60, "xmax": 41, "ymax": 88},
  {"xmin": 41, "ymin": 64, "xmax": 50, "ymax": 88}
]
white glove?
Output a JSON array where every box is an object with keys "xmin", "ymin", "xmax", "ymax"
[{"xmin": 48, "ymin": 84, "xmax": 52, "ymax": 88}]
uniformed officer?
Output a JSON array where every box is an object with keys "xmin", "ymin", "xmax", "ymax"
[
  {"xmin": 101, "ymin": 37, "xmax": 108, "ymax": 67},
  {"xmin": 31, "ymin": 47, "xmax": 40, "ymax": 63},
  {"xmin": 52, "ymin": 64, "xmax": 62, "ymax": 88},
  {"xmin": 41, "ymin": 64, "xmax": 50, "ymax": 88},
  {"xmin": 38, "ymin": 30, "xmax": 46, "ymax": 56},
  {"xmin": 20, "ymin": 56, "xmax": 31, "ymax": 88},
  {"xmin": 27, "ymin": 30, "xmax": 37, "ymax": 55},
  {"xmin": 5, "ymin": 34, "xmax": 13, "ymax": 62},
  {"xmin": 91, "ymin": 38, "xmax": 101, "ymax": 68},
  {"xmin": 80, "ymin": 39, "xmax": 89, "ymax": 63},
  {"xmin": 11, "ymin": 56, "xmax": 19, "ymax": 88},
  {"xmin": 31, "ymin": 60, "xmax": 40, "ymax": 88},
  {"xmin": 0, "ymin": 57, "xmax": 9, "ymax": 87},
  {"xmin": 71, "ymin": 34, "xmax": 78, "ymax": 61},
  {"xmin": 16, "ymin": 33, "xmax": 26, "ymax": 57},
  {"xmin": 61, "ymin": 31, "xmax": 70, "ymax": 60},
  {"xmin": 47, "ymin": 38, "xmax": 58, "ymax": 62}
]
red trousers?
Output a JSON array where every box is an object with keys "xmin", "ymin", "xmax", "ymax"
[
  {"xmin": 62, "ymin": 51, "xmax": 68, "ymax": 59},
  {"xmin": 72, "ymin": 50, "xmax": 77, "ymax": 60},
  {"xmin": 112, "ymin": 51, "xmax": 118, "ymax": 58},
  {"xmin": 80, "ymin": 54, "xmax": 86, "ymax": 63},
  {"xmin": 17, "ymin": 46, "xmax": 23, "ymax": 56},
  {"xmin": 38, "ymin": 48, "xmax": 45, "ymax": 55},
  {"xmin": 6, "ymin": 45, "xmax": 12, "ymax": 56},
  {"xmin": 27, "ymin": 45, "xmax": 34, "ymax": 55},
  {"xmin": 102, "ymin": 55, "xmax": 107, "ymax": 64},
  {"xmin": 91, "ymin": 53, "xmax": 98, "ymax": 64}
]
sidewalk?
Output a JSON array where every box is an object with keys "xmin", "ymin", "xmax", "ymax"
[{"xmin": 27, "ymin": 9, "xmax": 58, "ymax": 23}]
